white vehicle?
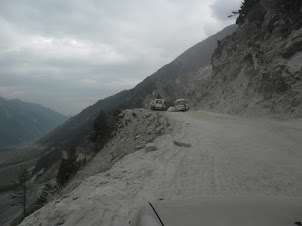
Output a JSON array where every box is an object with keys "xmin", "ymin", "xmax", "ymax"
[
  {"xmin": 167, "ymin": 106, "xmax": 176, "ymax": 112},
  {"xmin": 150, "ymin": 99, "xmax": 166, "ymax": 111},
  {"xmin": 174, "ymin": 99, "xmax": 189, "ymax": 112}
]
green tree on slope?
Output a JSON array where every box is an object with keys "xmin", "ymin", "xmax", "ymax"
[
  {"xmin": 9, "ymin": 168, "xmax": 31, "ymax": 219},
  {"xmin": 90, "ymin": 110, "xmax": 111, "ymax": 148},
  {"xmin": 56, "ymin": 147, "xmax": 78, "ymax": 186}
]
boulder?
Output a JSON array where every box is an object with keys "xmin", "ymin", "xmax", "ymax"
[
  {"xmin": 173, "ymin": 140, "xmax": 192, "ymax": 148},
  {"xmin": 146, "ymin": 125, "xmax": 156, "ymax": 134},
  {"xmin": 135, "ymin": 144, "xmax": 145, "ymax": 150},
  {"xmin": 155, "ymin": 125, "xmax": 164, "ymax": 134},
  {"xmin": 145, "ymin": 143, "xmax": 157, "ymax": 152},
  {"xmin": 144, "ymin": 112, "xmax": 152, "ymax": 118}
]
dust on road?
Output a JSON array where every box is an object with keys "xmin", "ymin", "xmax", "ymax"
[{"xmin": 20, "ymin": 111, "xmax": 302, "ymax": 226}]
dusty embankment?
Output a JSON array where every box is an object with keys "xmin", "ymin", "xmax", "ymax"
[{"xmin": 20, "ymin": 110, "xmax": 302, "ymax": 226}]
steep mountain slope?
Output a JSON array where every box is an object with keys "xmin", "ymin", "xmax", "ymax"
[
  {"xmin": 39, "ymin": 24, "xmax": 237, "ymax": 147},
  {"xmin": 195, "ymin": 0, "xmax": 302, "ymax": 118},
  {"xmin": 0, "ymin": 98, "xmax": 68, "ymax": 148}
]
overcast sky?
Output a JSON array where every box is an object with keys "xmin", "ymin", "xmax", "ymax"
[{"xmin": 0, "ymin": 0, "xmax": 241, "ymax": 116}]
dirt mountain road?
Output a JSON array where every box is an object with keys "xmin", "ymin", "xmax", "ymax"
[
  {"xmin": 167, "ymin": 111, "xmax": 302, "ymax": 197},
  {"xmin": 20, "ymin": 111, "xmax": 302, "ymax": 226}
]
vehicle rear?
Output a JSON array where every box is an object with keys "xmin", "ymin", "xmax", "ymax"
[
  {"xmin": 174, "ymin": 99, "xmax": 189, "ymax": 112},
  {"xmin": 151, "ymin": 99, "xmax": 165, "ymax": 111}
]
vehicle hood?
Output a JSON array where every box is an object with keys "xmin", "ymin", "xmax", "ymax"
[{"xmin": 134, "ymin": 197, "xmax": 302, "ymax": 226}]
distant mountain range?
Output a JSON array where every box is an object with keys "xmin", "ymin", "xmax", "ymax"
[
  {"xmin": 38, "ymin": 24, "xmax": 238, "ymax": 148},
  {"xmin": 0, "ymin": 98, "xmax": 68, "ymax": 149}
]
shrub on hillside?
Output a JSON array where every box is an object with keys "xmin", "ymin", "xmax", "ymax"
[
  {"xmin": 32, "ymin": 147, "xmax": 62, "ymax": 175},
  {"xmin": 56, "ymin": 147, "xmax": 79, "ymax": 186},
  {"xmin": 89, "ymin": 110, "xmax": 112, "ymax": 150},
  {"xmin": 112, "ymin": 108, "xmax": 122, "ymax": 118},
  {"xmin": 229, "ymin": 0, "xmax": 260, "ymax": 24},
  {"xmin": 34, "ymin": 183, "xmax": 57, "ymax": 209}
]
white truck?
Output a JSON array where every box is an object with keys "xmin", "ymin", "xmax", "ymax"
[{"xmin": 150, "ymin": 99, "xmax": 166, "ymax": 111}]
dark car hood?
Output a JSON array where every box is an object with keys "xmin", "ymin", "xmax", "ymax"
[{"xmin": 131, "ymin": 197, "xmax": 302, "ymax": 226}]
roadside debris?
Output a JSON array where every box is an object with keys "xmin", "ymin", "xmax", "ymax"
[
  {"xmin": 145, "ymin": 143, "xmax": 157, "ymax": 152},
  {"xmin": 173, "ymin": 140, "xmax": 191, "ymax": 147}
]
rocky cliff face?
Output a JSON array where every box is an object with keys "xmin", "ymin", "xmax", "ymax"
[{"xmin": 195, "ymin": 0, "xmax": 302, "ymax": 118}]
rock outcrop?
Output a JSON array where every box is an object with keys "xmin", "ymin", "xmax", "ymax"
[
  {"xmin": 195, "ymin": 0, "xmax": 302, "ymax": 118},
  {"xmin": 145, "ymin": 143, "xmax": 157, "ymax": 152}
]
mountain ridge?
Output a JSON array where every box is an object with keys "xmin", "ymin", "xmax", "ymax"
[
  {"xmin": 39, "ymin": 24, "xmax": 238, "ymax": 148},
  {"xmin": 0, "ymin": 98, "xmax": 68, "ymax": 148}
]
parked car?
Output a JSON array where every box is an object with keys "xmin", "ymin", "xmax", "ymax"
[
  {"xmin": 151, "ymin": 99, "xmax": 166, "ymax": 111},
  {"xmin": 167, "ymin": 106, "xmax": 176, "ymax": 112},
  {"xmin": 174, "ymin": 99, "xmax": 189, "ymax": 112}
]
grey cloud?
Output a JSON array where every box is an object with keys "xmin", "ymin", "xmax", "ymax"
[
  {"xmin": 210, "ymin": 0, "xmax": 242, "ymax": 21},
  {"xmin": 0, "ymin": 0, "xmax": 237, "ymax": 115}
]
